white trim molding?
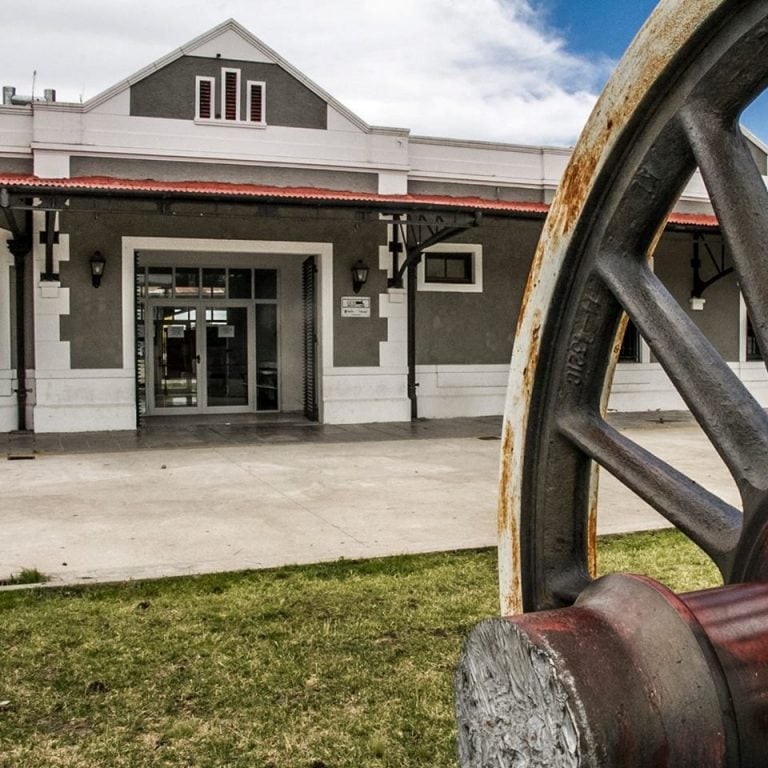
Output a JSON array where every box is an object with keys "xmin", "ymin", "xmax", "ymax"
[
  {"xmin": 195, "ymin": 75, "xmax": 215, "ymax": 120},
  {"xmin": 123, "ymin": 235, "xmax": 333, "ymax": 424},
  {"xmin": 322, "ymin": 368, "xmax": 409, "ymax": 424},
  {"xmin": 221, "ymin": 67, "xmax": 241, "ymax": 122},
  {"xmin": 246, "ymin": 80, "xmax": 266, "ymax": 125},
  {"xmin": 416, "ymin": 364, "xmax": 508, "ymax": 418},
  {"xmin": 33, "ymin": 369, "xmax": 136, "ymax": 432}
]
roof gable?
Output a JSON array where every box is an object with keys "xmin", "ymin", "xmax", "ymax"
[{"xmin": 84, "ymin": 19, "xmax": 373, "ymax": 132}]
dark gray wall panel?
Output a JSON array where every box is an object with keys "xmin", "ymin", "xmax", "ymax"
[
  {"xmin": 57, "ymin": 203, "xmax": 386, "ymax": 369},
  {"xmin": 0, "ymin": 158, "xmax": 33, "ymax": 174},
  {"xmin": 416, "ymin": 218, "xmax": 541, "ymax": 365},
  {"xmin": 59, "ymin": 218, "xmax": 124, "ymax": 369},
  {"xmin": 130, "ymin": 56, "xmax": 327, "ymax": 129},
  {"xmin": 51, "ymin": 203, "xmax": 739, "ymax": 377},
  {"xmin": 331, "ymin": 222, "xmax": 388, "ymax": 368}
]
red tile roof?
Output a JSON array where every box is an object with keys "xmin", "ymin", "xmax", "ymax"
[
  {"xmin": 665, "ymin": 211, "xmax": 720, "ymax": 228},
  {"xmin": 0, "ymin": 173, "xmax": 718, "ymax": 227}
]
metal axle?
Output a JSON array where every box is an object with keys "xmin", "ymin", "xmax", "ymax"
[{"xmin": 457, "ymin": 573, "xmax": 768, "ymax": 767}]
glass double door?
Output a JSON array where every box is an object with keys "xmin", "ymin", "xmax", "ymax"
[{"xmin": 149, "ymin": 302, "xmax": 258, "ymax": 413}]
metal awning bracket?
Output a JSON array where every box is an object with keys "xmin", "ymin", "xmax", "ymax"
[
  {"xmin": 691, "ymin": 231, "xmax": 733, "ymax": 298},
  {"xmin": 0, "ymin": 192, "xmax": 68, "ymax": 212},
  {"xmin": 387, "ymin": 209, "xmax": 482, "ymax": 288}
]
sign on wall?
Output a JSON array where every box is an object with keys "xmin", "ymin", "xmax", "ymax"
[{"xmin": 341, "ymin": 296, "xmax": 371, "ymax": 318}]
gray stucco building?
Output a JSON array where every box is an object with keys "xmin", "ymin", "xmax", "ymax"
[{"xmin": 0, "ymin": 19, "xmax": 761, "ymax": 433}]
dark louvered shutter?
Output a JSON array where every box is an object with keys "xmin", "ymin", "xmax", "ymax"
[
  {"xmin": 302, "ymin": 256, "xmax": 319, "ymax": 421},
  {"xmin": 249, "ymin": 83, "xmax": 263, "ymax": 123},
  {"xmin": 224, "ymin": 71, "xmax": 238, "ymax": 120},
  {"xmin": 198, "ymin": 80, "xmax": 212, "ymax": 119}
]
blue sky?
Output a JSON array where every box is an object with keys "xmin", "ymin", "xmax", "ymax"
[
  {"xmin": 544, "ymin": 0, "xmax": 768, "ymax": 143},
  {"xmin": 2, "ymin": 0, "xmax": 766, "ymax": 146},
  {"xmin": 544, "ymin": 1, "xmax": 659, "ymax": 59}
]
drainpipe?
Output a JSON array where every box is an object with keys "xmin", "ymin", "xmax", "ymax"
[
  {"xmin": 13, "ymin": 247, "xmax": 28, "ymax": 430},
  {"xmin": 407, "ymin": 246, "xmax": 420, "ymax": 420},
  {"xmin": 6, "ymin": 231, "xmax": 31, "ymax": 431}
]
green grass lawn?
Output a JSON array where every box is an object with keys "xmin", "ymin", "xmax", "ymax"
[{"xmin": 0, "ymin": 530, "xmax": 719, "ymax": 768}]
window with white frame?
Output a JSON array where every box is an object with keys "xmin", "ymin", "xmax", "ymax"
[
  {"xmin": 221, "ymin": 68, "xmax": 240, "ymax": 121},
  {"xmin": 196, "ymin": 76, "xmax": 215, "ymax": 120},
  {"xmin": 425, "ymin": 252, "xmax": 473, "ymax": 283},
  {"xmin": 417, "ymin": 243, "xmax": 483, "ymax": 293},
  {"xmin": 195, "ymin": 69, "xmax": 266, "ymax": 125},
  {"xmin": 247, "ymin": 81, "xmax": 266, "ymax": 124}
]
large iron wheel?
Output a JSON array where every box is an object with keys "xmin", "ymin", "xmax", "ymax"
[{"xmin": 500, "ymin": 0, "xmax": 768, "ymax": 615}]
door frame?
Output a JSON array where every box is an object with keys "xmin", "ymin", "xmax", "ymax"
[
  {"xmin": 146, "ymin": 299, "xmax": 254, "ymax": 415},
  {"xmin": 125, "ymin": 237, "xmax": 331, "ymax": 422}
]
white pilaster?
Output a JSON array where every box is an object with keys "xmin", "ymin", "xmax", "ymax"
[
  {"xmin": 33, "ymin": 150, "xmax": 70, "ymax": 178},
  {"xmin": 378, "ymin": 242, "xmax": 408, "ymax": 372},
  {"xmin": 378, "ymin": 171, "xmax": 408, "ymax": 195},
  {"xmin": 32, "ymin": 213, "xmax": 70, "ymax": 371}
]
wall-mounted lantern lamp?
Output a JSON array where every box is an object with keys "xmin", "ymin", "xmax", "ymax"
[
  {"xmin": 351, "ymin": 259, "xmax": 369, "ymax": 293},
  {"xmin": 90, "ymin": 251, "xmax": 106, "ymax": 288}
]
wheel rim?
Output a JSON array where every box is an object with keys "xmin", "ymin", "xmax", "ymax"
[{"xmin": 500, "ymin": 0, "xmax": 768, "ymax": 614}]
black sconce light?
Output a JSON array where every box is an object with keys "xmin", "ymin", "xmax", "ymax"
[
  {"xmin": 351, "ymin": 259, "xmax": 369, "ymax": 293},
  {"xmin": 90, "ymin": 251, "xmax": 106, "ymax": 288}
]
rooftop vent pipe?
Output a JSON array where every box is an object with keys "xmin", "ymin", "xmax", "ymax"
[{"xmin": 3, "ymin": 86, "xmax": 57, "ymax": 105}]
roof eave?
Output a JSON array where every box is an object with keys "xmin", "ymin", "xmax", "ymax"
[{"xmin": 0, "ymin": 174, "xmax": 718, "ymax": 227}]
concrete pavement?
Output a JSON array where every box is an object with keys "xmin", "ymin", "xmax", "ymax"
[{"xmin": 1, "ymin": 413, "xmax": 739, "ymax": 586}]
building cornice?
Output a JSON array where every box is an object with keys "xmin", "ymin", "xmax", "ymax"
[
  {"xmin": 30, "ymin": 143, "xmax": 411, "ymax": 175},
  {"xmin": 410, "ymin": 134, "xmax": 573, "ymax": 155}
]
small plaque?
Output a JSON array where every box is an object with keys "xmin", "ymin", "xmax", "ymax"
[
  {"xmin": 218, "ymin": 325, "xmax": 235, "ymax": 338},
  {"xmin": 167, "ymin": 325, "xmax": 185, "ymax": 338},
  {"xmin": 341, "ymin": 296, "xmax": 371, "ymax": 318}
]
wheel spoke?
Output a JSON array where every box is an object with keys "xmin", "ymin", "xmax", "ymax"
[
  {"xmin": 680, "ymin": 107, "xmax": 768, "ymax": 360},
  {"xmin": 559, "ymin": 413, "xmax": 740, "ymax": 577},
  {"xmin": 599, "ymin": 256, "xmax": 768, "ymax": 507}
]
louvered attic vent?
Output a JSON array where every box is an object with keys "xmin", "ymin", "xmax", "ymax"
[{"xmin": 195, "ymin": 68, "xmax": 265, "ymax": 125}]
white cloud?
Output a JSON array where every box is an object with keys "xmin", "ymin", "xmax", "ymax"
[{"xmin": 1, "ymin": 0, "xmax": 613, "ymax": 145}]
